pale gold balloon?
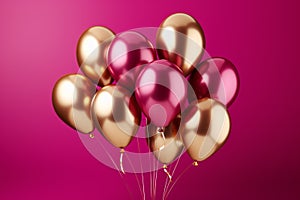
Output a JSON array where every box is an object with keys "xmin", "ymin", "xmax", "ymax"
[
  {"xmin": 52, "ymin": 74, "xmax": 96, "ymax": 133},
  {"xmin": 76, "ymin": 26, "xmax": 115, "ymax": 86},
  {"xmin": 92, "ymin": 85, "xmax": 141, "ymax": 148},
  {"xmin": 180, "ymin": 98, "xmax": 230, "ymax": 162},
  {"xmin": 147, "ymin": 116, "xmax": 185, "ymax": 164},
  {"xmin": 156, "ymin": 13, "xmax": 206, "ymax": 76}
]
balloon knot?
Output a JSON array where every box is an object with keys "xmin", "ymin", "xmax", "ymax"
[
  {"xmin": 193, "ymin": 161, "xmax": 199, "ymax": 167},
  {"xmin": 163, "ymin": 164, "xmax": 172, "ymax": 181}
]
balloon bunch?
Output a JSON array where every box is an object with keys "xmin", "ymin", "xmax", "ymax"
[{"xmin": 52, "ymin": 13, "xmax": 239, "ymax": 178}]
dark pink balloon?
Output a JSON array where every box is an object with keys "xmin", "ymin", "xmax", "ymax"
[
  {"xmin": 106, "ymin": 31, "xmax": 156, "ymax": 90},
  {"xmin": 188, "ymin": 57, "xmax": 240, "ymax": 107},
  {"xmin": 135, "ymin": 60, "xmax": 188, "ymax": 127}
]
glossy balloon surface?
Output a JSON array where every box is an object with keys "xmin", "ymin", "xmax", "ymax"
[
  {"xmin": 180, "ymin": 98, "xmax": 230, "ymax": 161},
  {"xmin": 107, "ymin": 31, "xmax": 156, "ymax": 90},
  {"xmin": 189, "ymin": 57, "xmax": 239, "ymax": 107},
  {"xmin": 92, "ymin": 85, "xmax": 141, "ymax": 148},
  {"xmin": 52, "ymin": 74, "xmax": 95, "ymax": 133},
  {"xmin": 135, "ymin": 60, "xmax": 187, "ymax": 127},
  {"xmin": 157, "ymin": 13, "xmax": 205, "ymax": 76},
  {"xmin": 76, "ymin": 26, "xmax": 114, "ymax": 86}
]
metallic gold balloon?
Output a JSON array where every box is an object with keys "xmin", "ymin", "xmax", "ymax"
[
  {"xmin": 76, "ymin": 26, "xmax": 115, "ymax": 86},
  {"xmin": 156, "ymin": 13, "xmax": 206, "ymax": 76},
  {"xmin": 147, "ymin": 116, "xmax": 184, "ymax": 164},
  {"xmin": 52, "ymin": 74, "xmax": 96, "ymax": 133},
  {"xmin": 180, "ymin": 98, "xmax": 230, "ymax": 162},
  {"xmin": 92, "ymin": 85, "xmax": 141, "ymax": 148}
]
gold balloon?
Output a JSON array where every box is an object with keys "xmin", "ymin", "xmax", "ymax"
[
  {"xmin": 92, "ymin": 85, "xmax": 141, "ymax": 148},
  {"xmin": 52, "ymin": 74, "xmax": 96, "ymax": 133},
  {"xmin": 76, "ymin": 26, "xmax": 115, "ymax": 86},
  {"xmin": 180, "ymin": 98, "xmax": 230, "ymax": 162},
  {"xmin": 156, "ymin": 13, "xmax": 206, "ymax": 76},
  {"xmin": 147, "ymin": 116, "xmax": 184, "ymax": 164}
]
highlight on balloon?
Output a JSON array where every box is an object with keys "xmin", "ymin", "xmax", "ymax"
[{"xmin": 52, "ymin": 13, "xmax": 240, "ymax": 199}]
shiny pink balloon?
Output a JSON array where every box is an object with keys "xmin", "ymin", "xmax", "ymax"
[
  {"xmin": 106, "ymin": 31, "xmax": 156, "ymax": 90},
  {"xmin": 135, "ymin": 60, "xmax": 188, "ymax": 127},
  {"xmin": 188, "ymin": 57, "xmax": 240, "ymax": 107}
]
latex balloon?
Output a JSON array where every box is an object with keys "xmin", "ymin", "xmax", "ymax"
[
  {"xmin": 107, "ymin": 31, "xmax": 156, "ymax": 90},
  {"xmin": 147, "ymin": 116, "xmax": 184, "ymax": 164},
  {"xmin": 135, "ymin": 60, "xmax": 188, "ymax": 127},
  {"xmin": 92, "ymin": 85, "xmax": 141, "ymax": 148},
  {"xmin": 52, "ymin": 74, "xmax": 96, "ymax": 133},
  {"xmin": 76, "ymin": 26, "xmax": 115, "ymax": 86},
  {"xmin": 189, "ymin": 57, "xmax": 240, "ymax": 107},
  {"xmin": 156, "ymin": 13, "xmax": 205, "ymax": 76},
  {"xmin": 180, "ymin": 98, "xmax": 230, "ymax": 162}
]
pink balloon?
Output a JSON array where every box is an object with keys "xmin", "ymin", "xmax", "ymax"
[
  {"xmin": 188, "ymin": 57, "xmax": 240, "ymax": 107},
  {"xmin": 135, "ymin": 60, "xmax": 188, "ymax": 127},
  {"xmin": 106, "ymin": 31, "xmax": 156, "ymax": 90}
]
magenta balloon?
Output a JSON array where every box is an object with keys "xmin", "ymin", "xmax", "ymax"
[
  {"xmin": 135, "ymin": 60, "xmax": 187, "ymax": 127},
  {"xmin": 106, "ymin": 31, "xmax": 156, "ymax": 90},
  {"xmin": 189, "ymin": 57, "xmax": 240, "ymax": 107}
]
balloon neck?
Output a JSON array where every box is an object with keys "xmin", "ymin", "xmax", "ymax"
[
  {"xmin": 120, "ymin": 148, "xmax": 125, "ymax": 174},
  {"xmin": 193, "ymin": 161, "xmax": 199, "ymax": 167},
  {"xmin": 163, "ymin": 164, "xmax": 172, "ymax": 181},
  {"xmin": 156, "ymin": 127, "xmax": 165, "ymax": 134}
]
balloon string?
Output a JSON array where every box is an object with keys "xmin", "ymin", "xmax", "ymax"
[
  {"xmin": 148, "ymin": 137, "xmax": 153, "ymax": 199},
  {"xmin": 120, "ymin": 148, "xmax": 125, "ymax": 174},
  {"xmin": 149, "ymin": 167, "xmax": 154, "ymax": 199},
  {"xmin": 136, "ymin": 137, "xmax": 146, "ymax": 200},
  {"xmin": 162, "ymin": 172, "xmax": 169, "ymax": 199},
  {"xmin": 147, "ymin": 132, "xmax": 155, "ymax": 200},
  {"xmin": 154, "ymin": 127, "xmax": 164, "ymax": 199},
  {"xmin": 123, "ymin": 150, "xmax": 144, "ymax": 199},
  {"xmin": 159, "ymin": 127, "xmax": 170, "ymax": 199},
  {"xmin": 160, "ymin": 128, "xmax": 166, "ymax": 140},
  {"xmin": 165, "ymin": 163, "xmax": 193, "ymax": 199},
  {"xmin": 163, "ymin": 148, "xmax": 185, "ymax": 199},
  {"xmin": 163, "ymin": 164, "xmax": 172, "ymax": 181},
  {"xmin": 154, "ymin": 154, "xmax": 159, "ymax": 199},
  {"xmin": 91, "ymin": 133, "xmax": 133, "ymax": 199},
  {"xmin": 162, "ymin": 170, "xmax": 171, "ymax": 199},
  {"xmin": 93, "ymin": 133, "xmax": 121, "ymax": 175}
]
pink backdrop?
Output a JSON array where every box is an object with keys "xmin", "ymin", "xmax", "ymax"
[{"xmin": 0, "ymin": 0, "xmax": 299, "ymax": 199}]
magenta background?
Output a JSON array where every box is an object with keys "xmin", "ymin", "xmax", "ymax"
[{"xmin": 0, "ymin": 0, "xmax": 299, "ymax": 199}]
